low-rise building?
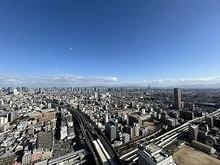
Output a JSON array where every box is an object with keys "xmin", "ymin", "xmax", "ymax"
[
  {"xmin": 22, "ymin": 151, "xmax": 32, "ymax": 165},
  {"xmin": 122, "ymin": 133, "xmax": 130, "ymax": 143},
  {"xmin": 138, "ymin": 143, "xmax": 175, "ymax": 165}
]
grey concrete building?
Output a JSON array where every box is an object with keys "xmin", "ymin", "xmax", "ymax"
[{"xmin": 36, "ymin": 131, "xmax": 53, "ymax": 150}]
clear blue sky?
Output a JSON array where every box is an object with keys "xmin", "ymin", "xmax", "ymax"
[{"xmin": 0, "ymin": 0, "xmax": 220, "ymax": 87}]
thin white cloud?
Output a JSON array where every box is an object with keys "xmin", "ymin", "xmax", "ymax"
[
  {"xmin": 142, "ymin": 76, "xmax": 220, "ymax": 87},
  {"xmin": 54, "ymin": 70, "xmax": 57, "ymax": 72},
  {"xmin": 69, "ymin": 47, "xmax": 73, "ymax": 50},
  {"xmin": 1, "ymin": 75, "xmax": 220, "ymax": 88},
  {"xmin": 0, "ymin": 74, "xmax": 118, "ymax": 87}
]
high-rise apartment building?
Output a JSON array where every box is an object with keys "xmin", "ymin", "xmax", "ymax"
[
  {"xmin": 104, "ymin": 113, "xmax": 109, "ymax": 123},
  {"xmin": 206, "ymin": 116, "xmax": 214, "ymax": 128},
  {"xmin": 188, "ymin": 124, "xmax": 198, "ymax": 142},
  {"xmin": 174, "ymin": 88, "xmax": 181, "ymax": 109},
  {"xmin": 0, "ymin": 113, "xmax": 8, "ymax": 127},
  {"xmin": 133, "ymin": 123, "xmax": 140, "ymax": 137},
  {"xmin": 122, "ymin": 133, "xmax": 130, "ymax": 143}
]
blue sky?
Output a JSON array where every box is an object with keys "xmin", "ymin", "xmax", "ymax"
[{"xmin": 0, "ymin": 0, "xmax": 220, "ymax": 87}]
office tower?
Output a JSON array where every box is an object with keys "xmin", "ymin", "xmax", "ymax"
[
  {"xmin": 105, "ymin": 122, "xmax": 117, "ymax": 142},
  {"xmin": 21, "ymin": 87, "xmax": 27, "ymax": 92},
  {"xmin": 174, "ymin": 88, "xmax": 181, "ymax": 109},
  {"xmin": 39, "ymin": 88, "xmax": 43, "ymax": 94},
  {"xmin": 206, "ymin": 116, "xmax": 213, "ymax": 128},
  {"xmin": 7, "ymin": 87, "xmax": 13, "ymax": 94},
  {"xmin": 188, "ymin": 124, "xmax": 198, "ymax": 142},
  {"xmin": 138, "ymin": 117, "xmax": 143, "ymax": 127},
  {"xmin": 124, "ymin": 125, "xmax": 134, "ymax": 139}
]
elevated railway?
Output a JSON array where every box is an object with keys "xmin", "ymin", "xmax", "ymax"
[{"xmin": 51, "ymin": 101, "xmax": 123, "ymax": 165}]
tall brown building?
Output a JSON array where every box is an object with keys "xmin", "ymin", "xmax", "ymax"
[{"xmin": 174, "ymin": 88, "xmax": 181, "ymax": 109}]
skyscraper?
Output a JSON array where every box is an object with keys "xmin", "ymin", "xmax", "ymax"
[
  {"xmin": 188, "ymin": 124, "xmax": 198, "ymax": 142},
  {"xmin": 174, "ymin": 88, "xmax": 181, "ymax": 109},
  {"xmin": 105, "ymin": 122, "xmax": 117, "ymax": 142},
  {"xmin": 206, "ymin": 116, "xmax": 213, "ymax": 128}
]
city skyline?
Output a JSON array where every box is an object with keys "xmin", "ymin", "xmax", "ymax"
[
  {"xmin": 1, "ymin": 1, "xmax": 220, "ymax": 87},
  {"xmin": 2, "ymin": 74, "xmax": 220, "ymax": 88}
]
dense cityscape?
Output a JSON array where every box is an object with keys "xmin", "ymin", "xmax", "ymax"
[
  {"xmin": 0, "ymin": 86, "xmax": 220, "ymax": 165},
  {"xmin": 1, "ymin": 1, "xmax": 220, "ymax": 165}
]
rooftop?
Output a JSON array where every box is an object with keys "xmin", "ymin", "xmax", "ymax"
[
  {"xmin": 146, "ymin": 143, "xmax": 161, "ymax": 154},
  {"xmin": 140, "ymin": 143, "xmax": 172, "ymax": 164}
]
